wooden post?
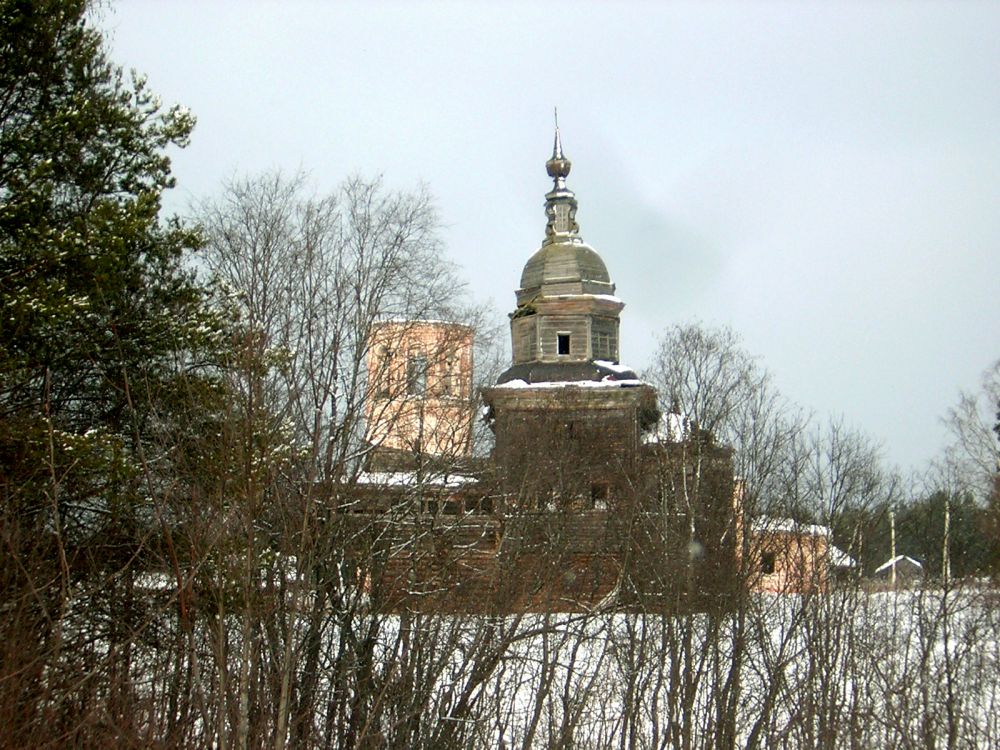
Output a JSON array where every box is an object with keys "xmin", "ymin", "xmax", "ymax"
[{"xmin": 890, "ymin": 509, "xmax": 896, "ymax": 588}]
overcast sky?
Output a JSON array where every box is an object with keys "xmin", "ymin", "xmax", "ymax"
[{"xmin": 105, "ymin": 1, "xmax": 1000, "ymax": 475}]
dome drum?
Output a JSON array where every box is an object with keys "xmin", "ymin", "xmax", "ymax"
[{"xmin": 510, "ymin": 311, "xmax": 620, "ymax": 366}]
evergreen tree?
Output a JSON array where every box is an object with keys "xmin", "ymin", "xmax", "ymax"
[
  {"xmin": 0, "ymin": 0, "xmax": 214, "ymax": 530},
  {"xmin": 0, "ymin": 1, "xmax": 219, "ymax": 739},
  {"xmin": 896, "ymin": 491, "xmax": 992, "ymax": 578}
]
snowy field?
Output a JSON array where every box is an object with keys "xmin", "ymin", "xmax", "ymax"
[
  {"xmin": 117, "ymin": 583, "xmax": 1000, "ymax": 749},
  {"xmin": 394, "ymin": 588, "xmax": 1000, "ymax": 748}
]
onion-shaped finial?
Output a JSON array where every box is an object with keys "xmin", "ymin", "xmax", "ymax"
[{"xmin": 546, "ymin": 107, "xmax": 572, "ymax": 181}]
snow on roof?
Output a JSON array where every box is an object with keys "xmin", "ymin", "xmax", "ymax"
[
  {"xmin": 593, "ymin": 359, "xmax": 635, "ymax": 375},
  {"xmin": 494, "ymin": 378, "xmax": 645, "ymax": 390},
  {"xmin": 873, "ymin": 555, "xmax": 923, "ymax": 575},
  {"xmin": 828, "ymin": 545, "xmax": 858, "ymax": 568},
  {"xmin": 376, "ymin": 318, "xmax": 471, "ymax": 328},
  {"xmin": 356, "ymin": 471, "xmax": 477, "ymax": 489},
  {"xmin": 548, "ymin": 293, "xmax": 624, "ymax": 305},
  {"xmin": 751, "ymin": 516, "xmax": 830, "ymax": 537}
]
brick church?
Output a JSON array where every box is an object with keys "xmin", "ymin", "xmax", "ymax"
[{"xmin": 356, "ymin": 128, "xmax": 739, "ymax": 613}]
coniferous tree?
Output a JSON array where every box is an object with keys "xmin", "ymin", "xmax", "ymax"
[{"xmin": 0, "ymin": 1, "xmax": 218, "ymax": 741}]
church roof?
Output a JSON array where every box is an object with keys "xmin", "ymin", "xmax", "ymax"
[
  {"xmin": 519, "ymin": 240, "xmax": 611, "ymax": 294},
  {"xmin": 496, "ymin": 359, "xmax": 640, "ymax": 386}
]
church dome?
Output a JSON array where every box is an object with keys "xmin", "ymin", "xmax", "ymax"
[{"xmin": 519, "ymin": 240, "xmax": 611, "ymax": 295}]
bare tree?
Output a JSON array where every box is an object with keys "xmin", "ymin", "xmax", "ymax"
[
  {"xmin": 147, "ymin": 171, "xmax": 528, "ymax": 749},
  {"xmin": 941, "ymin": 359, "xmax": 1000, "ymax": 502}
]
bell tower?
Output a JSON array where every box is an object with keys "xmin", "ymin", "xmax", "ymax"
[
  {"xmin": 483, "ymin": 125, "xmax": 658, "ymax": 505},
  {"xmin": 504, "ymin": 121, "xmax": 627, "ymax": 380}
]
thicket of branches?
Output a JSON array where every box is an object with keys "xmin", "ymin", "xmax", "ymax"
[{"xmin": 2, "ymin": 2, "xmax": 998, "ymax": 748}]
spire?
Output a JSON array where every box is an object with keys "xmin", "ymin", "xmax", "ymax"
[
  {"xmin": 543, "ymin": 108, "xmax": 580, "ymax": 244},
  {"xmin": 546, "ymin": 108, "xmax": 571, "ymax": 187}
]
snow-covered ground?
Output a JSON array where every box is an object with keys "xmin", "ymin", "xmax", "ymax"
[{"xmin": 117, "ymin": 583, "xmax": 1000, "ymax": 748}]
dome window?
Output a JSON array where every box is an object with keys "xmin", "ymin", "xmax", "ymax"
[{"xmin": 557, "ymin": 333, "xmax": 571, "ymax": 356}]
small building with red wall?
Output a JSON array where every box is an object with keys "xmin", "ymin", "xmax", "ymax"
[
  {"xmin": 364, "ymin": 320, "xmax": 474, "ymax": 461},
  {"xmin": 750, "ymin": 517, "xmax": 831, "ymax": 594}
]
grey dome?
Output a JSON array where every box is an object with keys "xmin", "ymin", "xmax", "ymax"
[{"xmin": 519, "ymin": 240, "xmax": 611, "ymax": 294}]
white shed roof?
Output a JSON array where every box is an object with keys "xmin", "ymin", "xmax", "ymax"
[{"xmin": 873, "ymin": 555, "xmax": 923, "ymax": 575}]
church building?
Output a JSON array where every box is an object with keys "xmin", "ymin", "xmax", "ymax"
[
  {"xmin": 356, "ymin": 129, "xmax": 738, "ymax": 613},
  {"xmin": 482, "ymin": 125, "xmax": 659, "ymax": 510}
]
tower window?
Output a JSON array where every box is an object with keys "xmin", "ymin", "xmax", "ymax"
[
  {"xmin": 590, "ymin": 481, "xmax": 609, "ymax": 510},
  {"xmin": 407, "ymin": 354, "xmax": 427, "ymax": 395},
  {"xmin": 374, "ymin": 346, "xmax": 391, "ymax": 399},
  {"xmin": 557, "ymin": 333, "xmax": 570, "ymax": 355},
  {"xmin": 438, "ymin": 355, "xmax": 457, "ymax": 397},
  {"xmin": 761, "ymin": 552, "xmax": 776, "ymax": 575}
]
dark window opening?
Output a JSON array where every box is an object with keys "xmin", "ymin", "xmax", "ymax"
[
  {"xmin": 407, "ymin": 354, "xmax": 427, "ymax": 395},
  {"xmin": 590, "ymin": 482, "xmax": 609, "ymax": 510},
  {"xmin": 466, "ymin": 496, "xmax": 494, "ymax": 514},
  {"xmin": 557, "ymin": 333, "xmax": 570, "ymax": 355},
  {"xmin": 762, "ymin": 552, "xmax": 776, "ymax": 575},
  {"xmin": 442, "ymin": 356, "xmax": 457, "ymax": 396},
  {"xmin": 374, "ymin": 347, "xmax": 391, "ymax": 399}
]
